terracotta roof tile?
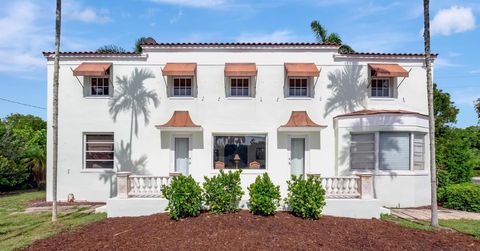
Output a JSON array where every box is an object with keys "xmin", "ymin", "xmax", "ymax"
[
  {"xmin": 341, "ymin": 52, "xmax": 438, "ymax": 57},
  {"xmin": 158, "ymin": 111, "xmax": 200, "ymax": 127},
  {"xmin": 335, "ymin": 109, "xmax": 427, "ymax": 118},
  {"xmin": 42, "ymin": 51, "xmax": 141, "ymax": 56},
  {"xmin": 281, "ymin": 111, "xmax": 324, "ymax": 127},
  {"xmin": 140, "ymin": 42, "xmax": 340, "ymax": 46}
]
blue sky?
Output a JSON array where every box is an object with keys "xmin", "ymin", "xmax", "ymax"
[{"xmin": 0, "ymin": 0, "xmax": 478, "ymax": 127}]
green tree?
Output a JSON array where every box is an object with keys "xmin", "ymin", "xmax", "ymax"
[
  {"xmin": 434, "ymin": 84, "xmax": 459, "ymax": 137},
  {"xmin": 310, "ymin": 21, "xmax": 354, "ymax": 53},
  {"xmin": 22, "ymin": 146, "xmax": 47, "ymax": 189},
  {"xmin": 475, "ymin": 98, "xmax": 480, "ymax": 124},
  {"xmin": 96, "ymin": 45, "xmax": 126, "ymax": 53},
  {"xmin": 135, "ymin": 37, "xmax": 148, "ymax": 53}
]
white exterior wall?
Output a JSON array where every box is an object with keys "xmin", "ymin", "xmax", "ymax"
[{"xmin": 46, "ymin": 45, "xmax": 431, "ymax": 208}]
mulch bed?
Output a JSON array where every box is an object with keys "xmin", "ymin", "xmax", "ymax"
[{"xmin": 24, "ymin": 210, "xmax": 479, "ymax": 251}]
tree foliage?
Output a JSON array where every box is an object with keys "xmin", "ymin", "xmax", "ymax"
[
  {"xmin": 135, "ymin": 37, "xmax": 148, "ymax": 53},
  {"xmin": 96, "ymin": 45, "xmax": 126, "ymax": 53},
  {"xmin": 434, "ymin": 83, "xmax": 459, "ymax": 137},
  {"xmin": 310, "ymin": 20, "xmax": 354, "ymax": 53},
  {"xmin": 475, "ymin": 98, "xmax": 480, "ymax": 124},
  {"xmin": 0, "ymin": 114, "xmax": 46, "ymax": 190}
]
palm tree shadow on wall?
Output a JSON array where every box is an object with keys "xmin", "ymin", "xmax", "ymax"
[
  {"xmin": 100, "ymin": 68, "xmax": 159, "ymax": 197},
  {"xmin": 324, "ymin": 63, "xmax": 368, "ymax": 118}
]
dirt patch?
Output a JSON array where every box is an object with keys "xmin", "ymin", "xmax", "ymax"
[
  {"xmin": 24, "ymin": 211, "xmax": 479, "ymax": 251},
  {"xmin": 26, "ymin": 199, "xmax": 105, "ymax": 208}
]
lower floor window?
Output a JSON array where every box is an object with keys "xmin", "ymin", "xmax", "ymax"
[
  {"xmin": 213, "ymin": 135, "xmax": 266, "ymax": 169},
  {"xmin": 350, "ymin": 132, "xmax": 425, "ymax": 171},
  {"xmin": 85, "ymin": 134, "xmax": 114, "ymax": 169}
]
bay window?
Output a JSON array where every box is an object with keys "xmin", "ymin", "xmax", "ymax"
[
  {"xmin": 213, "ymin": 135, "xmax": 266, "ymax": 169},
  {"xmin": 350, "ymin": 132, "xmax": 425, "ymax": 171}
]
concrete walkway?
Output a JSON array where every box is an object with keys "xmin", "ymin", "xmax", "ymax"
[{"xmin": 391, "ymin": 208, "xmax": 480, "ymax": 221}]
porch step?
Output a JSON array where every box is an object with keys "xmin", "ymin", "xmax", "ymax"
[{"xmin": 323, "ymin": 199, "xmax": 389, "ymax": 219}]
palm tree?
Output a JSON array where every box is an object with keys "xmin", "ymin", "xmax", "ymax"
[
  {"xmin": 109, "ymin": 68, "xmax": 159, "ymax": 156},
  {"xmin": 52, "ymin": 0, "xmax": 62, "ymax": 222},
  {"xmin": 96, "ymin": 45, "xmax": 126, "ymax": 53},
  {"xmin": 423, "ymin": 0, "xmax": 438, "ymax": 227},
  {"xmin": 22, "ymin": 147, "xmax": 47, "ymax": 189},
  {"xmin": 475, "ymin": 98, "xmax": 480, "ymax": 124},
  {"xmin": 135, "ymin": 37, "xmax": 148, "ymax": 53},
  {"xmin": 310, "ymin": 21, "xmax": 354, "ymax": 53}
]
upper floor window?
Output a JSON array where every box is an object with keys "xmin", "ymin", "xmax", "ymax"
[
  {"xmin": 230, "ymin": 78, "xmax": 250, "ymax": 97},
  {"xmin": 173, "ymin": 77, "xmax": 193, "ymax": 97},
  {"xmin": 89, "ymin": 77, "xmax": 110, "ymax": 96},
  {"xmin": 371, "ymin": 78, "xmax": 392, "ymax": 98},
  {"xmin": 288, "ymin": 78, "xmax": 309, "ymax": 97}
]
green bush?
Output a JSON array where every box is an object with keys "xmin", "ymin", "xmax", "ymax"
[
  {"xmin": 161, "ymin": 175, "xmax": 203, "ymax": 220},
  {"xmin": 203, "ymin": 170, "xmax": 244, "ymax": 213},
  {"xmin": 0, "ymin": 155, "xmax": 29, "ymax": 190},
  {"xmin": 285, "ymin": 175, "xmax": 326, "ymax": 219},
  {"xmin": 442, "ymin": 183, "xmax": 480, "ymax": 212},
  {"xmin": 247, "ymin": 173, "xmax": 281, "ymax": 216}
]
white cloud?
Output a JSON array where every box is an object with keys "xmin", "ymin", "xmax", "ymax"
[
  {"xmin": 434, "ymin": 57, "xmax": 463, "ymax": 68},
  {"xmin": 64, "ymin": 0, "xmax": 111, "ymax": 23},
  {"xmin": 169, "ymin": 9, "xmax": 183, "ymax": 24},
  {"xmin": 149, "ymin": 0, "xmax": 228, "ymax": 8},
  {"xmin": 431, "ymin": 6, "xmax": 476, "ymax": 36},
  {"xmin": 235, "ymin": 30, "xmax": 299, "ymax": 42}
]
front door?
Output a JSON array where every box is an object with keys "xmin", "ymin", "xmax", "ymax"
[
  {"xmin": 290, "ymin": 138, "xmax": 305, "ymax": 177},
  {"xmin": 175, "ymin": 137, "xmax": 189, "ymax": 175}
]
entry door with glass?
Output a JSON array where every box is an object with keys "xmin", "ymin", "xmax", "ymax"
[
  {"xmin": 175, "ymin": 137, "xmax": 189, "ymax": 175},
  {"xmin": 290, "ymin": 137, "xmax": 305, "ymax": 177}
]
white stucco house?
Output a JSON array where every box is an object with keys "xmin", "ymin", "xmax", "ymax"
[{"xmin": 44, "ymin": 38, "xmax": 435, "ymax": 218}]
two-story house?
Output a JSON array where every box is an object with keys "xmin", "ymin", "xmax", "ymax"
[{"xmin": 44, "ymin": 38, "xmax": 434, "ymax": 218}]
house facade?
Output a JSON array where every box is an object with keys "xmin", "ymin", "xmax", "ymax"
[{"xmin": 44, "ymin": 39, "xmax": 433, "ymax": 218}]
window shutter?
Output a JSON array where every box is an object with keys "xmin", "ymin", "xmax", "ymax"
[
  {"xmin": 413, "ymin": 134, "xmax": 425, "ymax": 170},
  {"xmin": 379, "ymin": 132, "xmax": 410, "ymax": 170},
  {"xmin": 350, "ymin": 134, "xmax": 375, "ymax": 169}
]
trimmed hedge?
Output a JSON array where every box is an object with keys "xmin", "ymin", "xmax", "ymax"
[
  {"xmin": 285, "ymin": 175, "xmax": 326, "ymax": 219},
  {"xmin": 247, "ymin": 173, "xmax": 281, "ymax": 216},
  {"xmin": 442, "ymin": 183, "xmax": 480, "ymax": 213},
  {"xmin": 161, "ymin": 175, "xmax": 203, "ymax": 220},
  {"xmin": 203, "ymin": 170, "xmax": 244, "ymax": 213}
]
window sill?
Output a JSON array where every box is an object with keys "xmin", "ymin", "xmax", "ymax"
[
  {"xmin": 350, "ymin": 170, "xmax": 429, "ymax": 176},
  {"xmin": 80, "ymin": 169, "xmax": 115, "ymax": 174},
  {"xmin": 84, "ymin": 96, "xmax": 112, "ymax": 99},
  {"xmin": 226, "ymin": 97, "xmax": 254, "ymax": 100},
  {"xmin": 210, "ymin": 169, "xmax": 266, "ymax": 175},
  {"xmin": 285, "ymin": 97, "xmax": 313, "ymax": 100},
  {"xmin": 168, "ymin": 97, "xmax": 195, "ymax": 100},
  {"xmin": 369, "ymin": 97, "xmax": 396, "ymax": 101}
]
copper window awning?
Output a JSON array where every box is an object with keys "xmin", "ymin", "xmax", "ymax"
[
  {"xmin": 369, "ymin": 64, "xmax": 409, "ymax": 78},
  {"xmin": 224, "ymin": 63, "xmax": 257, "ymax": 77},
  {"xmin": 278, "ymin": 111, "xmax": 326, "ymax": 131},
  {"xmin": 162, "ymin": 63, "xmax": 197, "ymax": 76},
  {"xmin": 156, "ymin": 111, "xmax": 202, "ymax": 131},
  {"xmin": 73, "ymin": 63, "xmax": 112, "ymax": 76},
  {"xmin": 285, "ymin": 63, "xmax": 320, "ymax": 77}
]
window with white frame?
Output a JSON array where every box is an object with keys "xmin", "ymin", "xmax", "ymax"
[
  {"xmin": 230, "ymin": 78, "xmax": 250, "ymax": 97},
  {"xmin": 371, "ymin": 78, "xmax": 392, "ymax": 97},
  {"xmin": 350, "ymin": 132, "xmax": 425, "ymax": 171},
  {"xmin": 288, "ymin": 78, "xmax": 309, "ymax": 97},
  {"xmin": 84, "ymin": 134, "xmax": 114, "ymax": 169},
  {"xmin": 213, "ymin": 135, "xmax": 266, "ymax": 169},
  {"xmin": 172, "ymin": 77, "xmax": 193, "ymax": 97},
  {"xmin": 89, "ymin": 77, "xmax": 110, "ymax": 96}
]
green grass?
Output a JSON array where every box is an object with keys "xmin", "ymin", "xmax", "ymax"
[
  {"xmin": 440, "ymin": 219, "xmax": 480, "ymax": 239},
  {"xmin": 382, "ymin": 214, "xmax": 480, "ymax": 239},
  {"xmin": 0, "ymin": 191, "xmax": 106, "ymax": 251}
]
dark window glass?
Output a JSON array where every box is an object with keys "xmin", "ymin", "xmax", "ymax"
[
  {"xmin": 288, "ymin": 78, "xmax": 308, "ymax": 97},
  {"xmin": 173, "ymin": 77, "xmax": 192, "ymax": 96},
  {"xmin": 230, "ymin": 78, "xmax": 250, "ymax": 96},
  {"xmin": 213, "ymin": 135, "xmax": 266, "ymax": 169},
  {"xmin": 371, "ymin": 79, "xmax": 391, "ymax": 97},
  {"xmin": 85, "ymin": 134, "xmax": 114, "ymax": 169},
  {"xmin": 90, "ymin": 77, "xmax": 110, "ymax": 96}
]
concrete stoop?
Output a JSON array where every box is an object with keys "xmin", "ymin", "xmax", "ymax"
[{"xmin": 107, "ymin": 197, "xmax": 388, "ymax": 219}]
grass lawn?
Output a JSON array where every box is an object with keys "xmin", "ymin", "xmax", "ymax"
[
  {"xmin": 382, "ymin": 214, "xmax": 480, "ymax": 239},
  {"xmin": 0, "ymin": 191, "xmax": 106, "ymax": 251}
]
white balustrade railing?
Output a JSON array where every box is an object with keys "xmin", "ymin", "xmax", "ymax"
[
  {"xmin": 128, "ymin": 175, "xmax": 171, "ymax": 198},
  {"xmin": 320, "ymin": 176, "xmax": 360, "ymax": 199}
]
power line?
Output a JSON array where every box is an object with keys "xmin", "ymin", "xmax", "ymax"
[{"xmin": 0, "ymin": 97, "xmax": 46, "ymax": 110}]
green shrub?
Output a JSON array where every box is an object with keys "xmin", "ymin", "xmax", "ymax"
[
  {"xmin": 161, "ymin": 175, "xmax": 203, "ymax": 220},
  {"xmin": 0, "ymin": 155, "xmax": 29, "ymax": 190},
  {"xmin": 247, "ymin": 173, "xmax": 281, "ymax": 216},
  {"xmin": 442, "ymin": 183, "xmax": 480, "ymax": 212},
  {"xmin": 203, "ymin": 170, "xmax": 244, "ymax": 213},
  {"xmin": 285, "ymin": 175, "xmax": 326, "ymax": 219}
]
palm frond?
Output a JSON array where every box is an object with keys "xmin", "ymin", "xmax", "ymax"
[
  {"xmin": 310, "ymin": 20, "xmax": 327, "ymax": 42},
  {"xmin": 96, "ymin": 45, "xmax": 126, "ymax": 53},
  {"xmin": 326, "ymin": 33, "xmax": 342, "ymax": 44}
]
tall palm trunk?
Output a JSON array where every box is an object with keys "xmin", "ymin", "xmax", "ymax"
[
  {"xmin": 423, "ymin": 0, "xmax": 438, "ymax": 227},
  {"xmin": 52, "ymin": 0, "xmax": 62, "ymax": 222}
]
